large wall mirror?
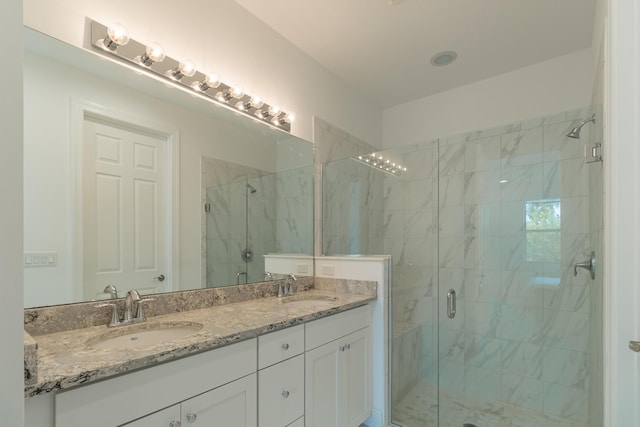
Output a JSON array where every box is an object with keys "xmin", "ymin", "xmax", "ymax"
[{"xmin": 24, "ymin": 27, "xmax": 314, "ymax": 308}]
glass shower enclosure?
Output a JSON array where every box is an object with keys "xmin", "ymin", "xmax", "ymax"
[{"xmin": 322, "ymin": 106, "xmax": 603, "ymax": 426}]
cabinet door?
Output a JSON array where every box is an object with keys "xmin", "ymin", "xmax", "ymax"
[
  {"xmin": 181, "ymin": 373, "xmax": 257, "ymax": 427},
  {"xmin": 304, "ymin": 341, "xmax": 339, "ymax": 427},
  {"xmin": 259, "ymin": 355, "xmax": 304, "ymax": 427},
  {"xmin": 122, "ymin": 405, "xmax": 180, "ymax": 426},
  {"xmin": 340, "ymin": 327, "xmax": 372, "ymax": 427}
]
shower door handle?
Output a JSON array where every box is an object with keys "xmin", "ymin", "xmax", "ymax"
[
  {"xmin": 629, "ymin": 340, "xmax": 640, "ymax": 352},
  {"xmin": 447, "ymin": 289, "xmax": 456, "ymax": 319}
]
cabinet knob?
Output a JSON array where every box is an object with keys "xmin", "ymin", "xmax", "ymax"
[
  {"xmin": 281, "ymin": 343, "xmax": 290, "ymax": 350},
  {"xmin": 282, "ymin": 390, "xmax": 290, "ymax": 398},
  {"xmin": 170, "ymin": 422, "xmax": 181, "ymax": 427},
  {"xmin": 186, "ymin": 413, "xmax": 197, "ymax": 423}
]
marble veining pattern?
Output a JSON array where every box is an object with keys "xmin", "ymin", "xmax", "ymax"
[{"xmin": 24, "ymin": 281, "xmax": 375, "ymax": 398}]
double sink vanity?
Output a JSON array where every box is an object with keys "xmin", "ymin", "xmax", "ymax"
[{"xmin": 24, "ymin": 277, "xmax": 376, "ymax": 427}]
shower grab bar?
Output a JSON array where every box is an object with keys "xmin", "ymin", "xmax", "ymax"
[{"xmin": 447, "ymin": 289, "xmax": 456, "ymax": 319}]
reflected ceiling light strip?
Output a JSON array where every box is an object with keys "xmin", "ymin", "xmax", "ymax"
[
  {"xmin": 90, "ymin": 20, "xmax": 294, "ymax": 132},
  {"xmin": 354, "ymin": 153, "xmax": 407, "ymax": 177}
]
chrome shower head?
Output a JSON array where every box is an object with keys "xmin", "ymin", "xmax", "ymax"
[
  {"xmin": 247, "ymin": 183, "xmax": 257, "ymax": 193},
  {"xmin": 567, "ymin": 114, "xmax": 596, "ymax": 139}
]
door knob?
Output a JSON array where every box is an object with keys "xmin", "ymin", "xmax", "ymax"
[
  {"xmin": 630, "ymin": 340, "xmax": 640, "ymax": 352},
  {"xmin": 186, "ymin": 413, "xmax": 197, "ymax": 423},
  {"xmin": 153, "ymin": 274, "xmax": 165, "ymax": 282},
  {"xmin": 574, "ymin": 251, "xmax": 596, "ymax": 280}
]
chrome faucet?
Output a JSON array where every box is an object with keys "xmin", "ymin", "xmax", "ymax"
[
  {"xmin": 264, "ymin": 271, "xmax": 273, "ymax": 281},
  {"xmin": 96, "ymin": 289, "xmax": 152, "ymax": 327},
  {"xmin": 124, "ymin": 290, "xmax": 141, "ymax": 322},
  {"xmin": 103, "ymin": 284, "xmax": 118, "ymax": 299}
]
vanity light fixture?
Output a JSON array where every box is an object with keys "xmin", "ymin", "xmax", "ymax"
[
  {"xmin": 355, "ymin": 153, "xmax": 407, "ymax": 177},
  {"xmin": 89, "ymin": 19, "xmax": 293, "ymax": 132}
]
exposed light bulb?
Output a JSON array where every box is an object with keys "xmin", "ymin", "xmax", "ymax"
[
  {"xmin": 178, "ymin": 60, "xmax": 196, "ymax": 77},
  {"xmin": 269, "ymin": 105, "xmax": 281, "ymax": 117},
  {"xmin": 140, "ymin": 42, "xmax": 166, "ymax": 66},
  {"xmin": 231, "ymin": 86, "xmax": 244, "ymax": 99},
  {"xmin": 194, "ymin": 73, "xmax": 221, "ymax": 91},
  {"xmin": 285, "ymin": 112, "xmax": 295, "ymax": 123},
  {"xmin": 170, "ymin": 59, "xmax": 196, "ymax": 80},
  {"xmin": 103, "ymin": 23, "xmax": 129, "ymax": 50},
  {"xmin": 250, "ymin": 96, "xmax": 264, "ymax": 109}
]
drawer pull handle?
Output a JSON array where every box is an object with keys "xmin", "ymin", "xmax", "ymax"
[
  {"xmin": 186, "ymin": 413, "xmax": 197, "ymax": 423},
  {"xmin": 282, "ymin": 390, "xmax": 290, "ymax": 398},
  {"xmin": 281, "ymin": 343, "xmax": 290, "ymax": 350}
]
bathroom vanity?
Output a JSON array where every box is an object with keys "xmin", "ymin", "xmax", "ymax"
[{"xmin": 24, "ymin": 281, "xmax": 375, "ymax": 427}]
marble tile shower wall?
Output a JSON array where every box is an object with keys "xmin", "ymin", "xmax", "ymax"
[
  {"xmin": 383, "ymin": 140, "xmax": 440, "ymax": 408},
  {"xmin": 202, "ymin": 156, "xmax": 268, "ymax": 287},
  {"xmin": 434, "ymin": 106, "xmax": 597, "ymax": 425},
  {"xmin": 273, "ymin": 166, "xmax": 314, "ymax": 255},
  {"xmin": 202, "ymin": 157, "xmax": 313, "ymax": 287}
]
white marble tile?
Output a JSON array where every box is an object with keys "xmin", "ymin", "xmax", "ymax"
[
  {"xmin": 501, "ymin": 127, "xmax": 544, "ymax": 169},
  {"xmin": 501, "ymin": 270, "xmax": 545, "ymax": 308},
  {"xmin": 464, "ymin": 170, "xmax": 502, "ymax": 205},
  {"xmin": 465, "ymin": 135, "xmax": 501, "ymax": 173},
  {"xmin": 439, "ymin": 141, "xmax": 466, "ymax": 176},
  {"xmin": 543, "ymin": 383, "xmax": 589, "ymax": 423},
  {"xmin": 543, "ymin": 347, "xmax": 590, "ymax": 390},
  {"xmin": 464, "ymin": 235, "xmax": 502, "ymax": 269},
  {"xmin": 498, "ymin": 305, "xmax": 544, "ymax": 345},
  {"xmin": 464, "ymin": 268, "xmax": 501, "ymax": 303},
  {"xmin": 465, "ymin": 203, "xmax": 502, "ymax": 236},
  {"xmin": 544, "ymin": 310, "xmax": 589, "ymax": 353},
  {"xmin": 501, "ymin": 374, "xmax": 544, "ymax": 413},
  {"xmin": 501, "ymin": 340, "xmax": 543, "ymax": 379},
  {"xmin": 439, "ymin": 174, "xmax": 465, "ymax": 207}
]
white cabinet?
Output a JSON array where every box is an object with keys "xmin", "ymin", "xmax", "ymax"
[
  {"xmin": 259, "ymin": 355, "xmax": 304, "ymax": 427},
  {"xmin": 258, "ymin": 325, "xmax": 305, "ymax": 427},
  {"xmin": 305, "ymin": 306, "xmax": 373, "ymax": 427},
  {"xmin": 55, "ymin": 339, "xmax": 256, "ymax": 427},
  {"xmin": 124, "ymin": 374, "xmax": 257, "ymax": 427},
  {"xmin": 181, "ymin": 373, "xmax": 257, "ymax": 427},
  {"xmin": 122, "ymin": 406, "xmax": 180, "ymax": 427}
]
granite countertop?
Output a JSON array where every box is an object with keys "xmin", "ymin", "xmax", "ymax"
[{"xmin": 25, "ymin": 287, "xmax": 375, "ymax": 398}]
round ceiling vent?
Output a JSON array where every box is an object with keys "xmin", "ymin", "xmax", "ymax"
[{"xmin": 431, "ymin": 51, "xmax": 458, "ymax": 67}]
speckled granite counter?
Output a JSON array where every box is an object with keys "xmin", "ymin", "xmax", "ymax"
[{"xmin": 25, "ymin": 279, "xmax": 376, "ymax": 398}]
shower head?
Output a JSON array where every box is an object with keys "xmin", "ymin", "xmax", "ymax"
[
  {"xmin": 567, "ymin": 114, "xmax": 596, "ymax": 139},
  {"xmin": 247, "ymin": 183, "xmax": 257, "ymax": 193}
]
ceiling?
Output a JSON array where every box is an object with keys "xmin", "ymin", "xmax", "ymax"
[{"xmin": 233, "ymin": 0, "xmax": 596, "ymax": 109}]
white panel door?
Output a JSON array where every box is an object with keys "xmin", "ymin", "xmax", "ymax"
[
  {"xmin": 305, "ymin": 340, "xmax": 339, "ymax": 427},
  {"xmin": 83, "ymin": 118, "xmax": 168, "ymax": 299},
  {"xmin": 340, "ymin": 327, "xmax": 372, "ymax": 427}
]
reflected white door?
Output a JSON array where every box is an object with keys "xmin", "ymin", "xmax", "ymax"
[{"xmin": 82, "ymin": 117, "xmax": 168, "ymax": 299}]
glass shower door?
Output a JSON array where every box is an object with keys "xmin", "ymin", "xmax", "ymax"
[{"xmin": 436, "ymin": 108, "xmax": 602, "ymax": 427}]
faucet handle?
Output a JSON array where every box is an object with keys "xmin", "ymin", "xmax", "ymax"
[
  {"xmin": 95, "ymin": 303, "xmax": 121, "ymax": 327},
  {"xmin": 135, "ymin": 298, "xmax": 154, "ymax": 322}
]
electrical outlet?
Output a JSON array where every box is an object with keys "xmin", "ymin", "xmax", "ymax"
[
  {"xmin": 296, "ymin": 263, "xmax": 309, "ymax": 274},
  {"xmin": 321, "ymin": 264, "xmax": 335, "ymax": 276}
]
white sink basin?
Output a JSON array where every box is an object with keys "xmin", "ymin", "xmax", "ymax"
[
  {"xmin": 280, "ymin": 294, "xmax": 339, "ymax": 304},
  {"xmin": 87, "ymin": 322, "xmax": 203, "ymax": 350}
]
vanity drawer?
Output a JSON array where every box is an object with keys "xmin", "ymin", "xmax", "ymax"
[
  {"xmin": 258, "ymin": 354, "xmax": 304, "ymax": 427},
  {"xmin": 258, "ymin": 324, "xmax": 304, "ymax": 369},
  {"xmin": 305, "ymin": 305, "xmax": 371, "ymax": 351}
]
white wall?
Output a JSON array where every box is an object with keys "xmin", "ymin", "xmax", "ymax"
[
  {"xmin": 0, "ymin": 0, "xmax": 24, "ymax": 423},
  {"xmin": 23, "ymin": 0, "xmax": 382, "ymax": 147},
  {"xmin": 606, "ymin": 0, "xmax": 640, "ymax": 425},
  {"xmin": 383, "ymin": 48, "xmax": 594, "ymax": 147}
]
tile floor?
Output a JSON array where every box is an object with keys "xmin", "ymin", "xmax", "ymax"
[{"xmin": 392, "ymin": 380, "xmax": 591, "ymax": 427}]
